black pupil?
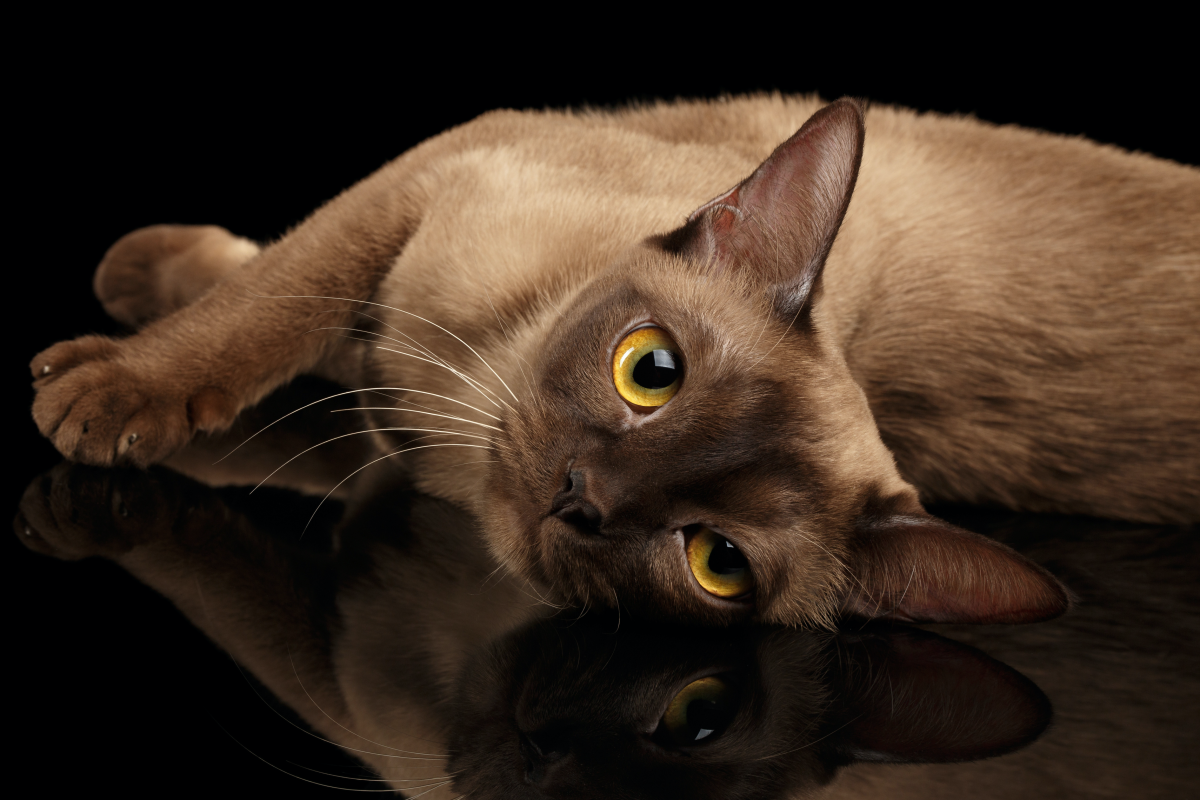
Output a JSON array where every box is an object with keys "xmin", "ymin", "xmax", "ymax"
[
  {"xmin": 632, "ymin": 349, "xmax": 679, "ymax": 389},
  {"xmin": 685, "ymin": 696, "xmax": 734, "ymax": 742},
  {"xmin": 707, "ymin": 537, "xmax": 747, "ymax": 575}
]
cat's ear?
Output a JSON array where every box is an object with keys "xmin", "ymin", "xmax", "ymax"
[
  {"xmin": 842, "ymin": 509, "xmax": 1071, "ymax": 624},
  {"xmin": 833, "ymin": 626, "xmax": 1051, "ymax": 763},
  {"xmin": 654, "ymin": 97, "xmax": 865, "ymax": 319}
]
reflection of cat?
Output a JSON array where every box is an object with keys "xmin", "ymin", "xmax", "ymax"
[
  {"xmin": 17, "ymin": 454, "xmax": 1197, "ymax": 798},
  {"xmin": 15, "ymin": 460, "xmax": 1050, "ymax": 799},
  {"xmin": 30, "ymin": 96, "xmax": 1198, "ymax": 627}
]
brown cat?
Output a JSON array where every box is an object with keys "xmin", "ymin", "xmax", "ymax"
[{"xmin": 29, "ymin": 95, "xmax": 1200, "ymax": 627}]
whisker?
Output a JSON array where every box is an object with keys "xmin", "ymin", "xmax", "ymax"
[
  {"xmin": 477, "ymin": 563, "xmax": 508, "ymax": 592},
  {"xmin": 483, "ymin": 287, "xmax": 535, "ymax": 399},
  {"xmin": 284, "ymin": 762, "xmax": 453, "ymax": 784},
  {"xmin": 251, "ymin": 428, "xmax": 493, "ymax": 494},
  {"xmin": 750, "ymin": 292, "xmax": 807, "ymax": 369},
  {"xmin": 340, "ymin": 309, "xmax": 516, "ymax": 410},
  {"xmin": 407, "ymin": 780, "xmax": 454, "ymax": 799},
  {"xmin": 288, "ymin": 649, "xmax": 450, "ymax": 758},
  {"xmin": 316, "ymin": 322, "xmax": 507, "ymax": 410},
  {"xmin": 374, "ymin": 345, "xmax": 504, "ymax": 410},
  {"xmin": 302, "ymin": 443, "xmax": 491, "ymax": 536},
  {"xmin": 336, "ymin": 406, "xmax": 502, "ymax": 432},
  {"xmin": 751, "ymin": 714, "xmax": 862, "ymax": 761},
  {"xmin": 229, "ymin": 656, "xmax": 445, "ymax": 761},
  {"xmin": 261, "ymin": 293, "xmax": 521, "ymax": 405},
  {"xmin": 216, "ymin": 386, "xmax": 502, "ymax": 464},
  {"xmin": 214, "ymin": 720, "xmax": 401, "ymax": 792}
]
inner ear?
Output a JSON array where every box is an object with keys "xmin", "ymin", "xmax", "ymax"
[
  {"xmin": 842, "ymin": 508, "xmax": 1072, "ymax": 624},
  {"xmin": 832, "ymin": 625, "xmax": 1052, "ymax": 763},
  {"xmin": 653, "ymin": 97, "xmax": 865, "ymax": 320}
]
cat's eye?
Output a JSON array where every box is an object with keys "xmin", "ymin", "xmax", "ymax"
[
  {"xmin": 612, "ymin": 326, "xmax": 682, "ymax": 409},
  {"xmin": 686, "ymin": 526, "xmax": 753, "ymax": 599},
  {"xmin": 660, "ymin": 676, "xmax": 737, "ymax": 746}
]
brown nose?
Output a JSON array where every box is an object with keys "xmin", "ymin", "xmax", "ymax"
[{"xmin": 550, "ymin": 468, "xmax": 602, "ymax": 533}]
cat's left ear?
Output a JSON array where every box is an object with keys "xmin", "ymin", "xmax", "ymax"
[{"xmin": 654, "ymin": 98, "xmax": 865, "ymax": 320}]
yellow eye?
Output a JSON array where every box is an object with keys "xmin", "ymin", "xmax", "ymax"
[
  {"xmin": 612, "ymin": 326, "xmax": 682, "ymax": 409},
  {"xmin": 661, "ymin": 676, "xmax": 737, "ymax": 745},
  {"xmin": 686, "ymin": 527, "xmax": 753, "ymax": 598}
]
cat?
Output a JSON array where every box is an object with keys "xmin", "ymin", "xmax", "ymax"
[
  {"xmin": 16, "ymin": 453, "xmax": 1197, "ymax": 798},
  {"xmin": 28, "ymin": 94, "xmax": 1200, "ymax": 628}
]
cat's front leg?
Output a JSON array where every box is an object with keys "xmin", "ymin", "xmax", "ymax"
[{"xmin": 30, "ymin": 151, "xmax": 429, "ymax": 467}]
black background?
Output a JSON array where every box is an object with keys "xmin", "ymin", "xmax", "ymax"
[{"xmin": 7, "ymin": 12, "xmax": 1195, "ymax": 798}]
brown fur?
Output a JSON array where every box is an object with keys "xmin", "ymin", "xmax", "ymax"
[{"xmin": 28, "ymin": 94, "xmax": 1199, "ymax": 627}]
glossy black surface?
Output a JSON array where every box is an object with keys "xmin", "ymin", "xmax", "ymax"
[{"xmin": 10, "ymin": 20, "xmax": 1196, "ymax": 798}]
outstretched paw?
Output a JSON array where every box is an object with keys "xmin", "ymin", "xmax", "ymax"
[{"xmin": 30, "ymin": 337, "xmax": 234, "ymax": 467}]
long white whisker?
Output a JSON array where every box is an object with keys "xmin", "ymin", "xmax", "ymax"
[
  {"xmin": 337, "ymin": 407, "xmax": 501, "ymax": 432},
  {"xmin": 262, "ymin": 293, "xmax": 521, "ymax": 405},
  {"xmin": 483, "ymin": 287, "xmax": 535, "ymax": 399},
  {"xmin": 215, "ymin": 386, "xmax": 501, "ymax": 464},
  {"xmin": 407, "ymin": 780, "xmax": 454, "ymax": 799},
  {"xmin": 374, "ymin": 345, "xmax": 504, "ymax": 411},
  {"xmin": 303, "ymin": 443, "xmax": 491, "ymax": 536},
  {"xmin": 340, "ymin": 309, "xmax": 515, "ymax": 410},
  {"xmin": 251, "ymin": 428, "xmax": 493, "ymax": 494}
]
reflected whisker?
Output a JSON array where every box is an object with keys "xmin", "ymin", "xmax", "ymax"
[
  {"xmin": 214, "ymin": 720, "xmax": 402, "ymax": 792},
  {"xmin": 287, "ymin": 649, "xmax": 450, "ymax": 759}
]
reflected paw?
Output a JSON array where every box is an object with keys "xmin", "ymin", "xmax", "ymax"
[{"xmin": 13, "ymin": 463, "xmax": 183, "ymax": 560}]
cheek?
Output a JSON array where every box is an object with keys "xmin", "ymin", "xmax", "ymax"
[{"xmin": 480, "ymin": 494, "xmax": 550, "ymax": 583}]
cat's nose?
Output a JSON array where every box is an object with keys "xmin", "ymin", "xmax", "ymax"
[{"xmin": 550, "ymin": 467, "xmax": 602, "ymax": 534}]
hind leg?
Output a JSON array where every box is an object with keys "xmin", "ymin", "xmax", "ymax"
[{"xmin": 94, "ymin": 224, "xmax": 261, "ymax": 328}]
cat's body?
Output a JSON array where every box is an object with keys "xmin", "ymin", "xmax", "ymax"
[{"xmin": 31, "ymin": 94, "xmax": 1200, "ymax": 627}]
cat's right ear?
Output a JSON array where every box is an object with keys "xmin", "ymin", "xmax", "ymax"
[
  {"xmin": 653, "ymin": 98, "xmax": 865, "ymax": 321},
  {"xmin": 842, "ymin": 508, "xmax": 1072, "ymax": 624}
]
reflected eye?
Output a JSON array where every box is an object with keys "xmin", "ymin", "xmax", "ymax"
[
  {"xmin": 612, "ymin": 326, "xmax": 682, "ymax": 409},
  {"xmin": 686, "ymin": 526, "xmax": 753, "ymax": 599},
  {"xmin": 661, "ymin": 676, "xmax": 737, "ymax": 746}
]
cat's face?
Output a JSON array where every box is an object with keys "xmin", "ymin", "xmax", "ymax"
[
  {"xmin": 486, "ymin": 250, "xmax": 896, "ymax": 626},
  {"xmin": 485, "ymin": 99, "xmax": 1070, "ymax": 628}
]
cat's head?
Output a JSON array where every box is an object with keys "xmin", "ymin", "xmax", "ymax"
[
  {"xmin": 486, "ymin": 99, "xmax": 1069, "ymax": 627},
  {"xmin": 447, "ymin": 615, "xmax": 1051, "ymax": 799}
]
